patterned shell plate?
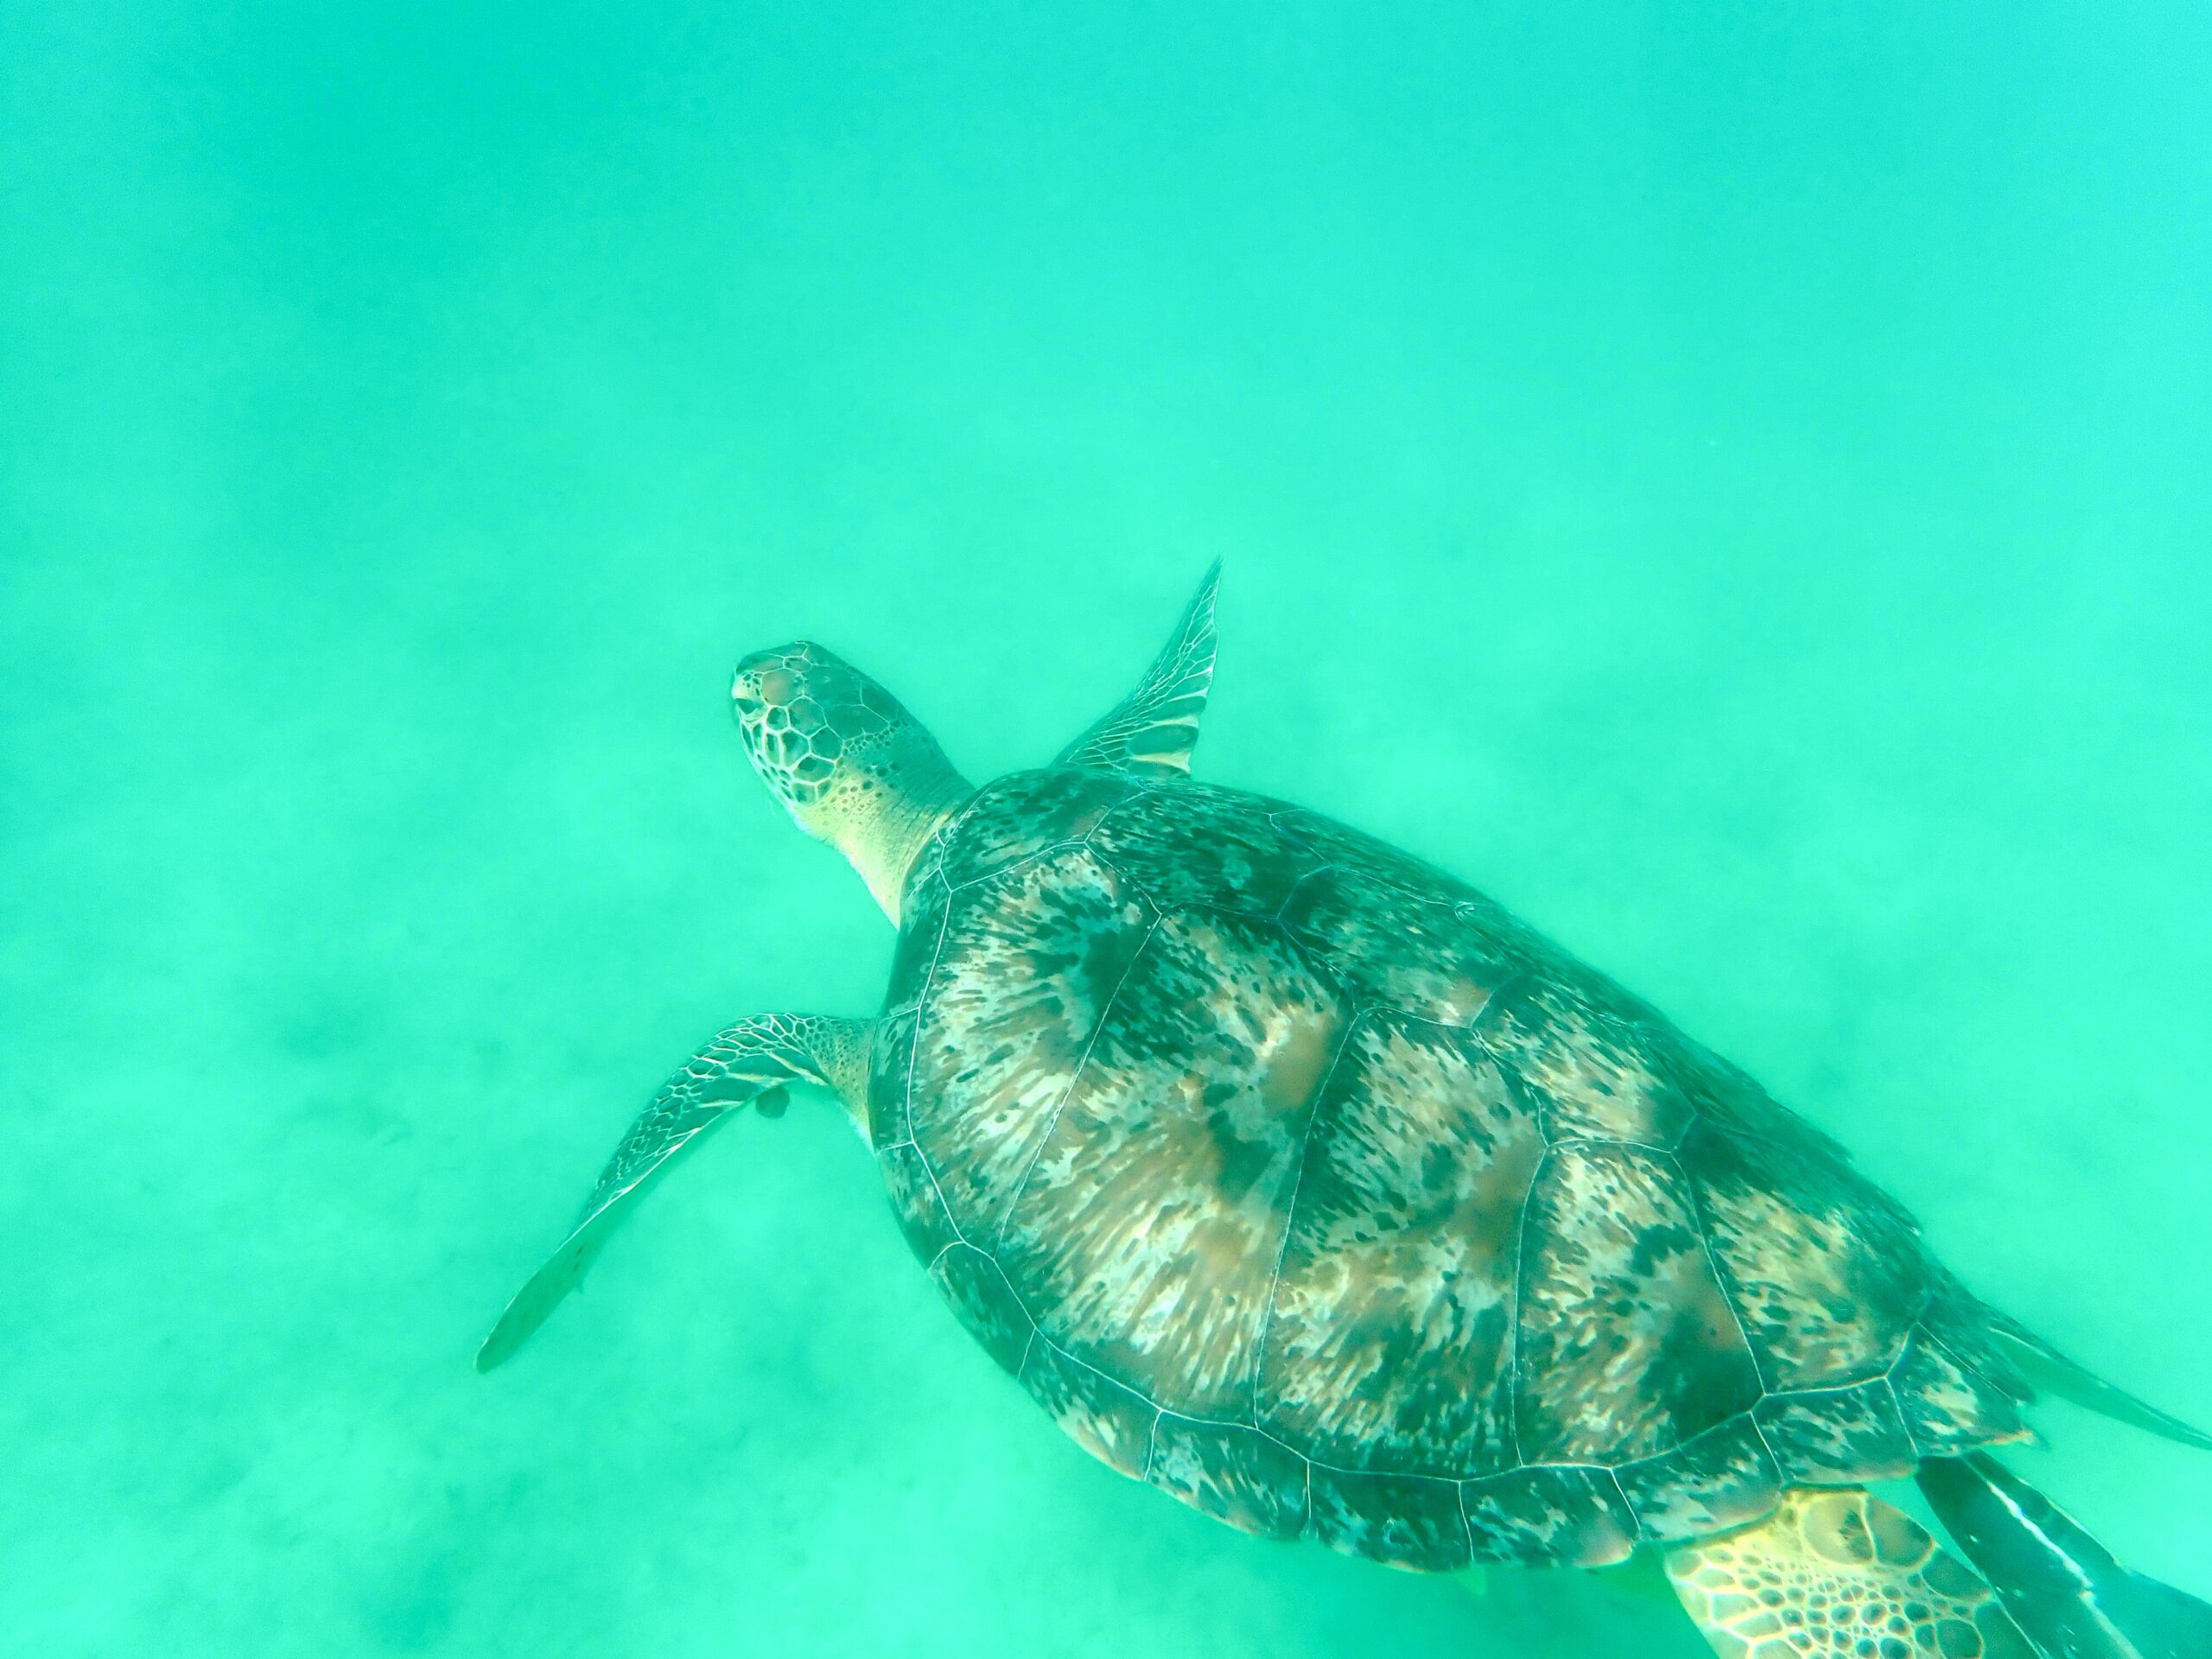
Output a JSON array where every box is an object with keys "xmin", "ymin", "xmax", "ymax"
[{"xmin": 868, "ymin": 769, "xmax": 2035, "ymax": 1571}]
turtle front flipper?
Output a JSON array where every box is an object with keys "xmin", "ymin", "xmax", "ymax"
[
  {"xmin": 474, "ymin": 1013, "xmax": 871, "ymax": 1372},
  {"xmin": 1055, "ymin": 561, "xmax": 1220, "ymax": 779},
  {"xmin": 1920, "ymin": 1452, "xmax": 2212, "ymax": 1659},
  {"xmin": 1665, "ymin": 1487, "xmax": 2035, "ymax": 1657}
]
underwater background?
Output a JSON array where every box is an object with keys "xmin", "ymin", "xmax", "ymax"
[{"xmin": 4, "ymin": 4, "xmax": 2208, "ymax": 1655}]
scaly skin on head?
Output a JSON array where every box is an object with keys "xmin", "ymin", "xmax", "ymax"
[{"xmin": 731, "ymin": 641, "xmax": 973, "ymax": 922}]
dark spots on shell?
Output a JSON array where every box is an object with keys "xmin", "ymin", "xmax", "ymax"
[
  {"xmin": 1679, "ymin": 1121, "xmax": 1923, "ymax": 1389},
  {"xmin": 1516, "ymin": 1145, "xmax": 1763, "ymax": 1464},
  {"xmin": 1755, "ymin": 1381, "xmax": 1917, "ymax": 1484},
  {"xmin": 1626, "ymin": 1219, "xmax": 1705, "ymax": 1278},
  {"xmin": 1020, "ymin": 1342, "xmax": 1157, "ymax": 1478},
  {"xmin": 884, "ymin": 773, "xmax": 2024, "ymax": 1573},
  {"xmin": 1891, "ymin": 1331, "xmax": 2030, "ymax": 1457},
  {"xmin": 1912, "ymin": 1276, "xmax": 2036, "ymax": 1408},
  {"xmin": 935, "ymin": 768, "xmax": 1138, "ymax": 890},
  {"xmin": 1477, "ymin": 974, "xmax": 1695, "ymax": 1147},
  {"xmin": 1651, "ymin": 1274, "xmax": 1764, "ymax": 1420},
  {"xmin": 1089, "ymin": 783, "xmax": 1319, "ymax": 916},
  {"xmin": 995, "ymin": 907, "xmax": 1342, "ymax": 1419},
  {"xmin": 1146, "ymin": 1416, "xmax": 1309, "ymax": 1540},
  {"xmin": 1460, "ymin": 1465, "xmax": 1639, "ymax": 1567},
  {"xmin": 1281, "ymin": 863, "xmax": 1532, "ymax": 1027},
  {"xmin": 1306, "ymin": 1465, "xmax": 1471, "ymax": 1570},
  {"xmin": 1204, "ymin": 1087, "xmax": 1292, "ymax": 1206},
  {"xmin": 930, "ymin": 1243, "xmax": 1033, "ymax": 1374},
  {"xmin": 1073, "ymin": 900, "xmax": 1153, "ymax": 1007},
  {"xmin": 865, "ymin": 1007, "xmax": 920, "ymax": 1150},
  {"xmin": 1611, "ymin": 1413, "xmax": 1781, "ymax": 1544},
  {"xmin": 882, "ymin": 877, "xmax": 951, "ymax": 1015},
  {"xmin": 878, "ymin": 1140, "xmax": 955, "ymax": 1262},
  {"xmin": 1259, "ymin": 1014, "xmax": 1534, "ymax": 1478},
  {"xmin": 907, "ymin": 848, "xmax": 1146, "ymax": 1238}
]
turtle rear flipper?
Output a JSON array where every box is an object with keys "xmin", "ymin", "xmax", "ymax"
[
  {"xmin": 1992, "ymin": 1320, "xmax": 2212, "ymax": 1452},
  {"xmin": 1920, "ymin": 1453, "xmax": 2212, "ymax": 1659}
]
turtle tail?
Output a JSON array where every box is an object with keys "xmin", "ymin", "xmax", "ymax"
[{"xmin": 1918, "ymin": 1453, "xmax": 2212, "ymax": 1659}]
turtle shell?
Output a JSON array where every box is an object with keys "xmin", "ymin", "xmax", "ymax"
[{"xmin": 868, "ymin": 769, "xmax": 2033, "ymax": 1570}]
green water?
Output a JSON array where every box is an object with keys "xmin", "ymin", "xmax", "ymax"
[{"xmin": 5, "ymin": 5, "xmax": 2209, "ymax": 1655}]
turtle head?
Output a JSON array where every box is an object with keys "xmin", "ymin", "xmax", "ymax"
[{"xmin": 731, "ymin": 641, "xmax": 971, "ymax": 922}]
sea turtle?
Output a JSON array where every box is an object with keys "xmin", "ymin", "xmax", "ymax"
[{"xmin": 480, "ymin": 567, "xmax": 2211, "ymax": 1658}]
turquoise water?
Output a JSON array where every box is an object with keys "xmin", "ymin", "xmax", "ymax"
[{"xmin": 5, "ymin": 5, "xmax": 2209, "ymax": 1655}]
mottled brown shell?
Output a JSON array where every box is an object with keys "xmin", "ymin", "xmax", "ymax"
[{"xmin": 869, "ymin": 769, "xmax": 2033, "ymax": 1570}]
